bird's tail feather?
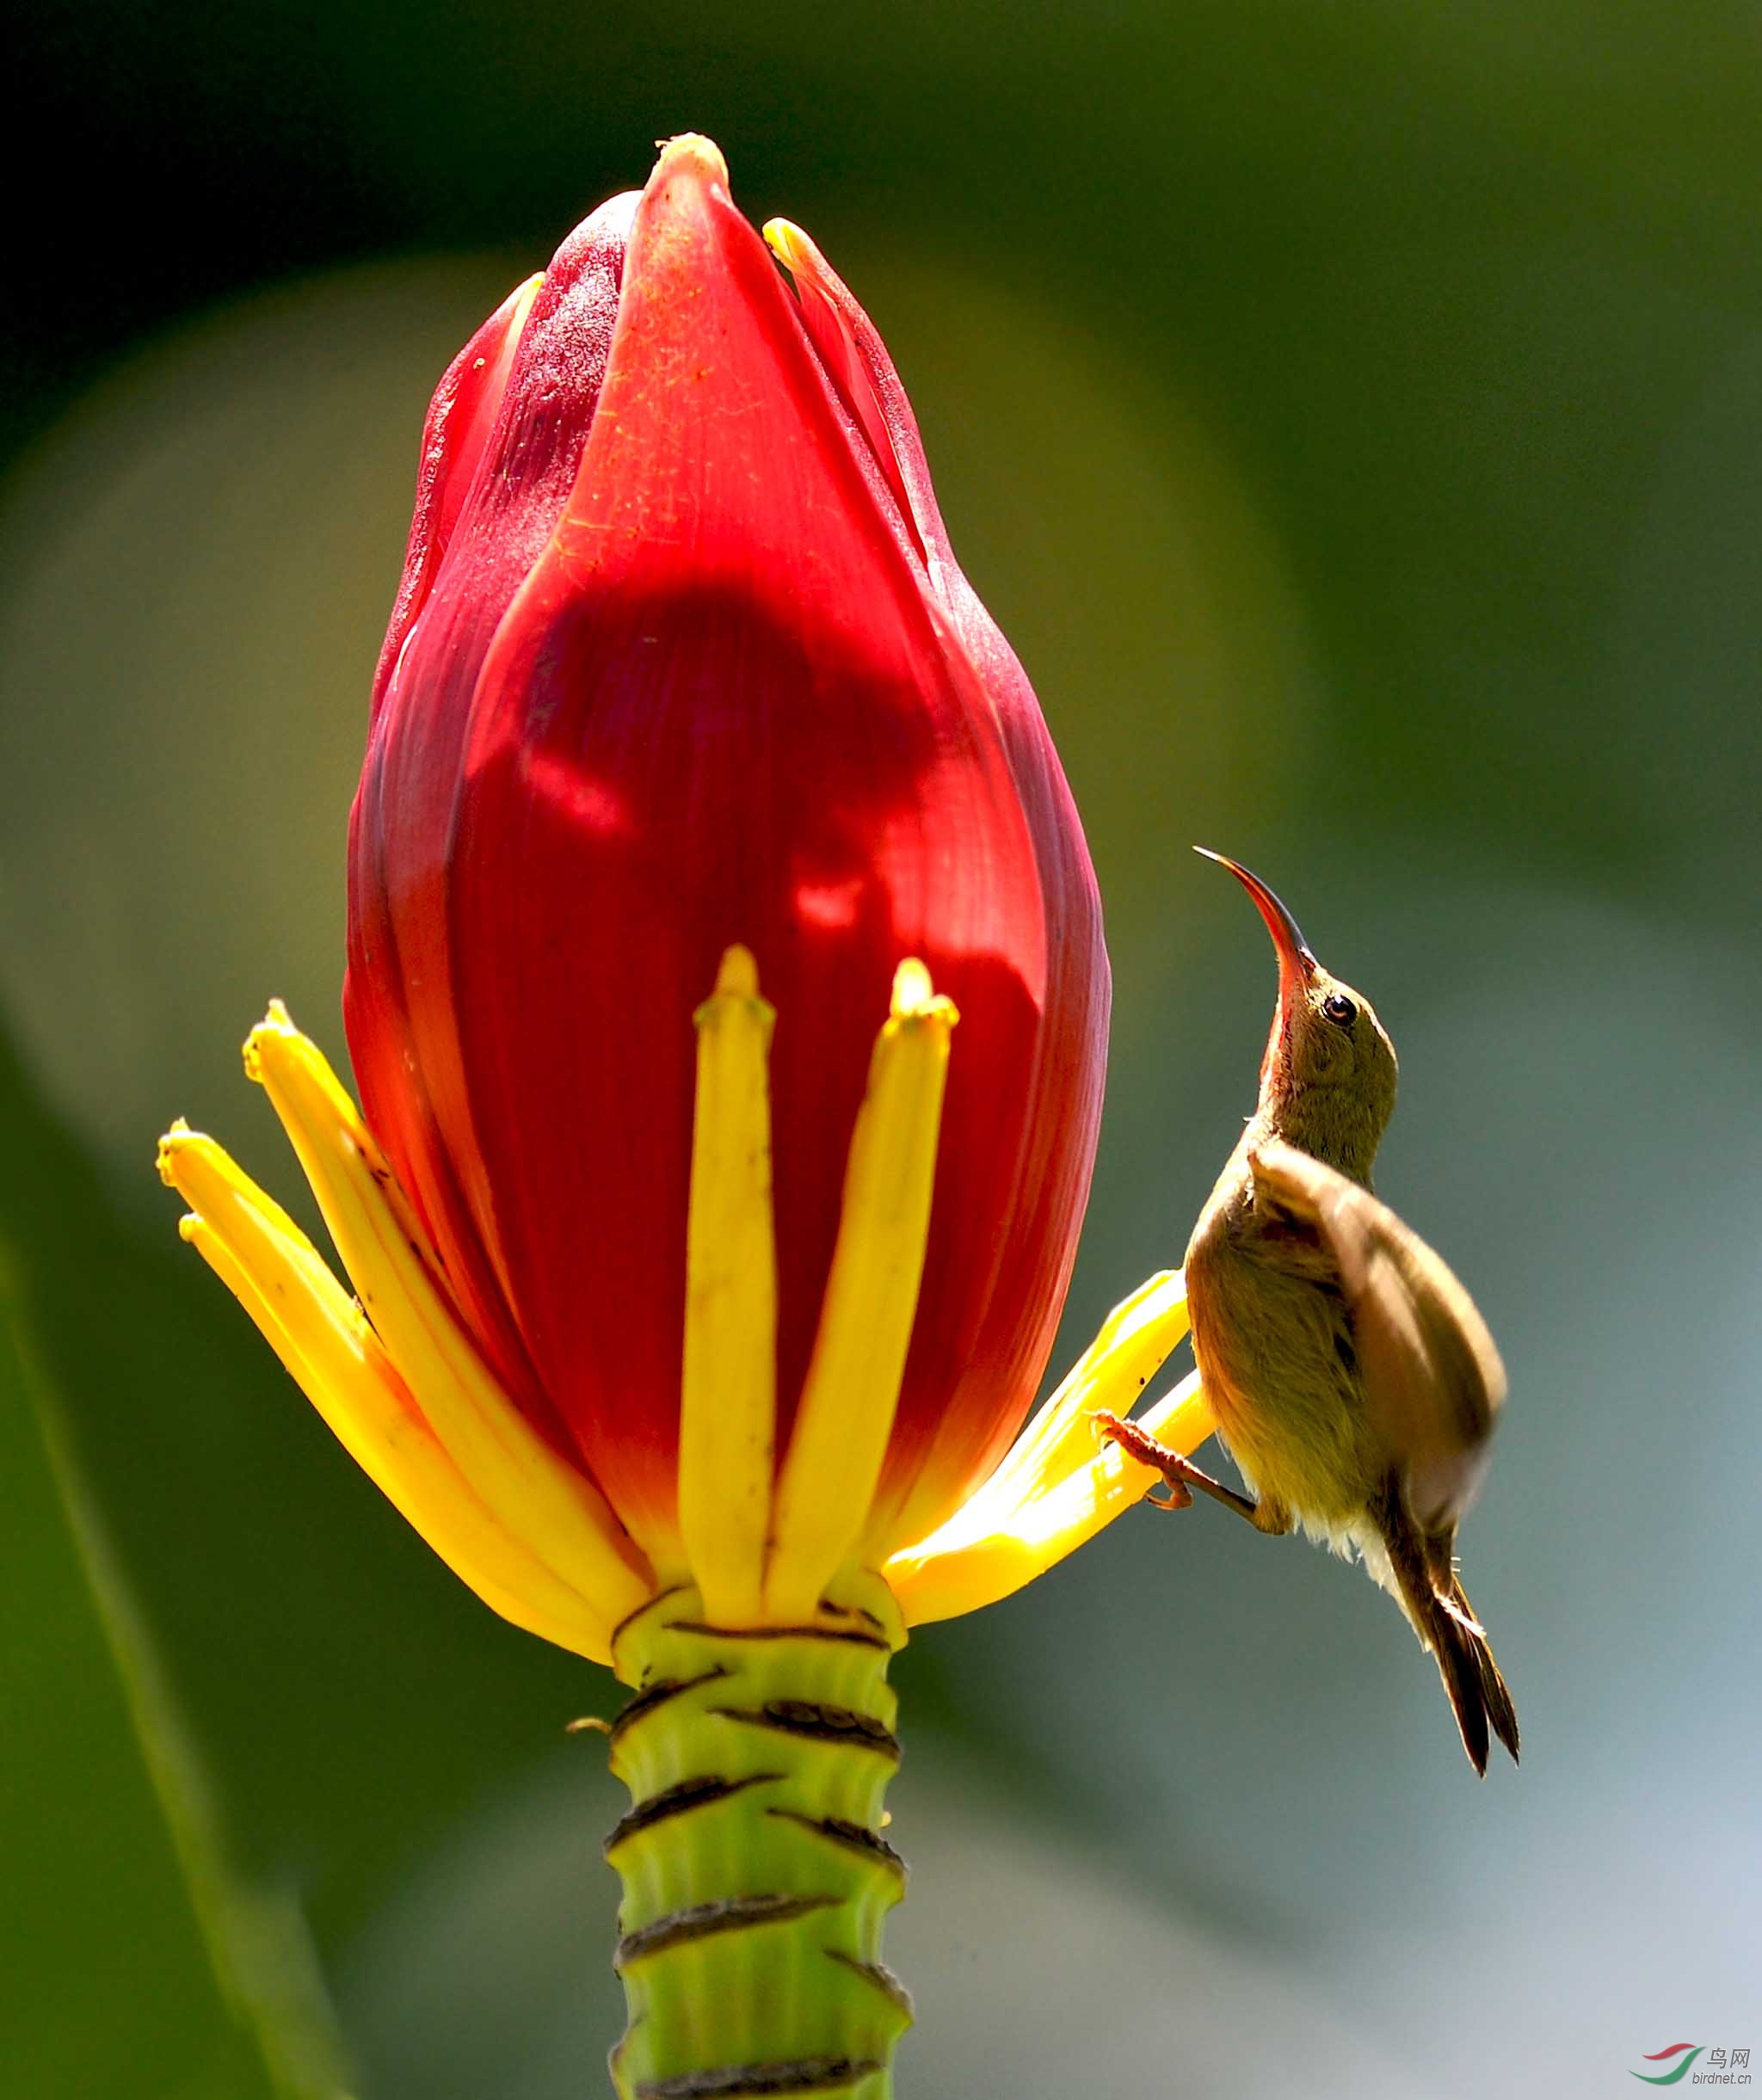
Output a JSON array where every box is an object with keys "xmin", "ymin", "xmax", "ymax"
[
  {"xmin": 1379, "ymin": 1497, "xmax": 1520, "ymax": 1776},
  {"xmin": 1439, "ymin": 1578, "xmax": 1520, "ymax": 1768}
]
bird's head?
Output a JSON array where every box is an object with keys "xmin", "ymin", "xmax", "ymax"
[{"xmin": 1198, "ymin": 848, "xmax": 1398, "ymax": 1174}]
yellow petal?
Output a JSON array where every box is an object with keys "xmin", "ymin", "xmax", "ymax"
[
  {"xmin": 883, "ymin": 1271, "xmax": 1213, "ymax": 1626},
  {"xmin": 1133, "ymin": 1367, "xmax": 1217, "ymax": 1459},
  {"xmin": 677, "ymin": 945, "xmax": 778, "ymax": 1624},
  {"xmin": 158, "ymin": 1128, "xmax": 618, "ymax": 1659},
  {"xmin": 242, "ymin": 1007, "xmax": 652, "ymax": 1625},
  {"xmin": 968, "ymin": 1271, "xmax": 1190, "ymax": 1511},
  {"xmin": 763, "ymin": 960, "xmax": 957, "ymax": 1622}
]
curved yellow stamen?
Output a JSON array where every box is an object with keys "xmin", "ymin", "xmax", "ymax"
[
  {"xmin": 157, "ymin": 1127, "xmax": 618, "ymax": 1658},
  {"xmin": 884, "ymin": 1273, "xmax": 1213, "ymax": 1626},
  {"xmin": 677, "ymin": 945, "xmax": 779, "ymax": 1623},
  {"xmin": 1133, "ymin": 1369, "xmax": 1217, "ymax": 1466},
  {"xmin": 242, "ymin": 1007, "xmax": 652, "ymax": 1625},
  {"xmin": 764, "ymin": 960, "xmax": 957, "ymax": 1622},
  {"xmin": 962, "ymin": 1272, "xmax": 1191, "ymax": 1512}
]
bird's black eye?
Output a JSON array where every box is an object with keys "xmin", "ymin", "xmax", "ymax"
[{"xmin": 1322, "ymin": 993, "xmax": 1357, "ymax": 1027}]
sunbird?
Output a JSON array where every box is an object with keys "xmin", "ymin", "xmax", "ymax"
[{"xmin": 1099, "ymin": 851, "xmax": 1519, "ymax": 1774}]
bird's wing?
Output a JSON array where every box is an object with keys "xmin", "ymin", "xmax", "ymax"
[{"xmin": 1247, "ymin": 1138, "xmax": 1506, "ymax": 1531}]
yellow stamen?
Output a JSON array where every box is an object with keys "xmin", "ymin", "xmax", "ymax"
[
  {"xmin": 960, "ymin": 1272, "xmax": 1191, "ymax": 1511},
  {"xmin": 764, "ymin": 960, "xmax": 957, "ymax": 1622},
  {"xmin": 157, "ymin": 1127, "xmax": 617, "ymax": 1658},
  {"xmin": 242, "ymin": 1006, "xmax": 652, "ymax": 1623},
  {"xmin": 883, "ymin": 1273, "xmax": 1213, "ymax": 1626},
  {"xmin": 677, "ymin": 945, "xmax": 779, "ymax": 1624},
  {"xmin": 1133, "ymin": 1368, "xmax": 1217, "ymax": 1466}
]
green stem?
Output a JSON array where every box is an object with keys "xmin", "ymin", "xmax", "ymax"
[{"xmin": 605, "ymin": 1580, "xmax": 910, "ymax": 2100}]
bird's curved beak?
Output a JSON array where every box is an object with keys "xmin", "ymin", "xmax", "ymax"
[{"xmin": 1195, "ymin": 847, "xmax": 1318, "ymax": 990}]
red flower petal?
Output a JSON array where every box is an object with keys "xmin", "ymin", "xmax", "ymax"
[
  {"xmin": 348, "ymin": 192, "xmax": 637, "ymax": 1446},
  {"xmin": 766, "ymin": 221, "xmax": 1110, "ymax": 1542}
]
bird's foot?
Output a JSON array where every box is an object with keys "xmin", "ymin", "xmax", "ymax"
[
  {"xmin": 1090, "ymin": 1411, "xmax": 1262, "ymax": 1524},
  {"xmin": 1092, "ymin": 1409, "xmax": 1195, "ymax": 1504}
]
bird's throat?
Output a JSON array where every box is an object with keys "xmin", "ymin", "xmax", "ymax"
[{"xmin": 1254, "ymin": 1085, "xmax": 1382, "ymax": 1188}]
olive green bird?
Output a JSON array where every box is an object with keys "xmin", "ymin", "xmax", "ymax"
[{"xmin": 1099, "ymin": 851, "xmax": 1519, "ymax": 1775}]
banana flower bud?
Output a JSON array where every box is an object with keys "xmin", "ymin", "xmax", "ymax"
[
  {"xmin": 160, "ymin": 136, "xmax": 1217, "ymax": 2097},
  {"xmin": 340, "ymin": 135, "xmax": 1110, "ymax": 1577}
]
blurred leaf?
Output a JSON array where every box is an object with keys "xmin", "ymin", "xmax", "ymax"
[{"xmin": 0, "ymin": 1210, "xmax": 348, "ymax": 2096}]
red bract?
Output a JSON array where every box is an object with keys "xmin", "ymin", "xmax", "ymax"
[{"xmin": 345, "ymin": 137, "xmax": 1108, "ymax": 1561}]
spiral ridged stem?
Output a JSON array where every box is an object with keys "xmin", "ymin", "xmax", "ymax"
[{"xmin": 606, "ymin": 1583, "xmax": 910, "ymax": 2099}]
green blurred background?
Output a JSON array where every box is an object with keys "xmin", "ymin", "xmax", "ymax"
[{"xmin": 3, "ymin": 3, "xmax": 1757, "ymax": 2093}]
